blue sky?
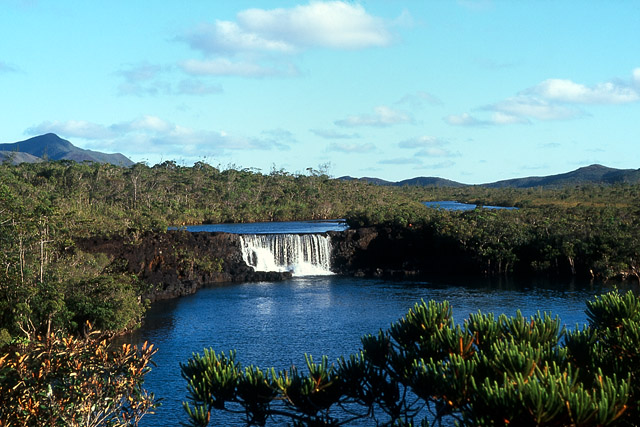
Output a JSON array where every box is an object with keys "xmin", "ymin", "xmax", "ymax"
[{"xmin": 1, "ymin": 1, "xmax": 639, "ymax": 183}]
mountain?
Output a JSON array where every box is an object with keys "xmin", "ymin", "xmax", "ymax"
[
  {"xmin": 339, "ymin": 164, "xmax": 640, "ymax": 189},
  {"xmin": 338, "ymin": 176, "xmax": 394, "ymax": 186},
  {"xmin": 0, "ymin": 133, "xmax": 133, "ymax": 166},
  {"xmin": 394, "ymin": 177, "xmax": 466, "ymax": 187},
  {"xmin": 483, "ymin": 164, "xmax": 640, "ymax": 188},
  {"xmin": 338, "ymin": 176, "xmax": 464, "ymax": 187}
]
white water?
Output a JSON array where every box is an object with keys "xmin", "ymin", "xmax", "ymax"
[{"xmin": 239, "ymin": 234, "xmax": 333, "ymax": 276}]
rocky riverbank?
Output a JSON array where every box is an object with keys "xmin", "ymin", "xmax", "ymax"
[
  {"xmin": 328, "ymin": 225, "xmax": 477, "ymax": 279},
  {"xmin": 77, "ymin": 230, "xmax": 291, "ymax": 302}
]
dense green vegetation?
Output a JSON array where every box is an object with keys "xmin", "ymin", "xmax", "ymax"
[
  {"xmin": 182, "ymin": 290, "xmax": 640, "ymax": 426},
  {"xmin": 1, "ymin": 160, "xmax": 639, "ymax": 341},
  {"xmin": 0, "ymin": 159, "xmax": 639, "ymax": 424}
]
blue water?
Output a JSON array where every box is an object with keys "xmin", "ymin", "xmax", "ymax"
[
  {"xmin": 128, "ymin": 275, "xmax": 604, "ymax": 426},
  {"xmin": 170, "ymin": 219, "xmax": 348, "ymax": 234},
  {"xmin": 424, "ymin": 200, "xmax": 517, "ymax": 211}
]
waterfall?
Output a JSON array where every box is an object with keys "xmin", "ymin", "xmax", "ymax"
[{"xmin": 239, "ymin": 234, "xmax": 333, "ymax": 276}]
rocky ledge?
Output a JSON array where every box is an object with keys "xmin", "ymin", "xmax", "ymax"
[
  {"xmin": 77, "ymin": 230, "xmax": 291, "ymax": 302},
  {"xmin": 328, "ymin": 226, "xmax": 476, "ymax": 279}
]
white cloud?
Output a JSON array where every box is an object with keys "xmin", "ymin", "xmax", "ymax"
[
  {"xmin": 396, "ymin": 91, "xmax": 443, "ymax": 108},
  {"xmin": 116, "ymin": 63, "xmax": 224, "ymax": 96},
  {"xmin": 26, "ymin": 120, "xmax": 116, "ymax": 139},
  {"xmin": 414, "ymin": 160, "xmax": 455, "ymax": 170},
  {"xmin": 531, "ymin": 78, "xmax": 639, "ymax": 104},
  {"xmin": 447, "ymin": 69, "xmax": 640, "ymax": 126},
  {"xmin": 114, "ymin": 115, "xmax": 173, "ymax": 133},
  {"xmin": 490, "ymin": 112, "xmax": 530, "ymax": 125},
  {"xmin": 489, "ymin": 96, "xmax": 584, "ymax": 121},
  {"xmin": 379, "ymin": 157, "xmax": 422, "ymax": 165},
  {"xmin": 444, "ymin": 113, "xmax": 489, "ymax": 127},
  {"xmin": 177, "ymin": 2, "xmax": 392, "ymax": 79},
  {"xmin": 335, "ymin": 106, "xmax": 413, "ymax": 127},
  {"xmin": 327, "ymin": 142, "xmax": 376, "ymax": 153},
  {"xmin": 26, "ymin": 116, "xmax": 290, "ymax": 157},
  {"xmin": 118, "ymin": 63, "xmax": 164, "ymax": 83},
  {"xmin": 176, "ymin": 79, "xmax": 223, "ymax": 95},
  {"xmin": 183, "ymin": 20, "xmax": 296, "ymax": 55},
  {"xmin": 399, "ymin": 136, "xmax": 457, "ymax": 158},
  {"xmin": 310, "ymin": 129, "xmax": 360, "ymax": 139},
  {"xmin": 398, "ymin": 135, "xmax": 442, "ymax": 148},
  {"xmin": 180, "ymin": 58, "xmax": 295, "ymax": 77},
  {"xmin": 415, "ymin": 147, "xmax": 453, "ymax": 157},
  {"xmin": 183, "ymin": 1, "xmax": 392, "ymax": 56}
]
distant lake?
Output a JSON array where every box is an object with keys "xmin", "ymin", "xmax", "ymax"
[
  {"xmin": 424, "ymin": 200, "xmax": 517, "ymax": 211},
  {"xmin": 170, "ymin": 219, "xmax": 348, "ymax": 234}
]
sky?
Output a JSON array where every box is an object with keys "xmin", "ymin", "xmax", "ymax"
[{"xmin": 1, "ymin": 0, "xmax": 639, "ymax": 184}]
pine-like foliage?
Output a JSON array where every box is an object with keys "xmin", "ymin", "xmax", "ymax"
[{"xmin": 181, "ymin": 290, "xmax": 639, "ymax": 426}]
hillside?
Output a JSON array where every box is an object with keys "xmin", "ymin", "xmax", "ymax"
[
  {"xmin": 341, "ymin": 164, "xmax": 640, "ymax": 189},
  {"xmin": 338, "ymin": 176, "xmax": 464, "ymax": 187},
  {"xmin": 0, "ymin": 133, "xmax": 133, "ymax": 166},
  {"xmin": 0, "ymin": 151, "xmax": 43, "ymax": 165},
  {"xmin": 483, "ymin": 164, "xmax": 640, "ymax": 188}
]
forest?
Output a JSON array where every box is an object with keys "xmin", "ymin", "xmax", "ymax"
[{"xmin": 0, "ymin": 160, "xmax": 639, "ymax": 425}]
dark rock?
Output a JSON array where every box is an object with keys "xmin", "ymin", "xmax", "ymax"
[
  {"xmin": 329, "ymin": 225, "xmax": 478, "ymax": 279},
  {"xmin": 76, "ymin": 230, "xmax": 291, "ymax": 302}
]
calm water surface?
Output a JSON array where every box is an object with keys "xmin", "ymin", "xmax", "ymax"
[
  {"xmin": 128, "ymin": 275, "xmax": 605, "ymax": 426},
  {"xmin": 172, "ymin": 219, "xmax": 348, "ymax": 234}
]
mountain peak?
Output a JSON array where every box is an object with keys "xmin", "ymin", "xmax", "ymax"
[{"xmin": 0, "ymin": 133, "xmax": 133, "ymax": 166}]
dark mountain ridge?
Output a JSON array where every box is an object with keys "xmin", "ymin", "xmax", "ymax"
[
  {"xmin": 0, "ymin": 133, "xmax": 133, "ymax": 166},
  {"xmin": 482, "ymin": 164, "xmax": 640, "ymax": 188},
  {"xmin": 340, "ymin": 164, "xmax": 640, "ymax": 189}
]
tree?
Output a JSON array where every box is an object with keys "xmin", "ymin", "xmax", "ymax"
[{"xmin": 182, "ymin": 290, "xmax": 638, "ymax": 426}]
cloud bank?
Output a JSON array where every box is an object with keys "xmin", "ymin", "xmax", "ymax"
[
  {"xmin": 25, "ymin": 116, "xmax": 290, "ymax": 158},
  {"xmin": 447, "ymin": 69, "xmax": 640, "ymax": 126},
  {"xmin": 178, "ymin": 1, "xmax": 393, "ymax": 78}
]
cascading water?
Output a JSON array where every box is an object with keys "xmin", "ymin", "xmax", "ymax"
[{"xmin": 239, "ymin": 234, "xmax": 333, "ymax": 276}]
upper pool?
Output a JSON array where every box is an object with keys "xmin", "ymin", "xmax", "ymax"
[
  {"xmin": 424, "ymin": 201, "xmax": 517, "ymax": 211},
  {"xmin": 170, "ymin": 219, "xmax": 349, "ymax": 234}
]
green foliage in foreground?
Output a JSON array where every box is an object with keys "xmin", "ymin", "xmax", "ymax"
[
  {"xmin": 0, "ymin": 326, "xmax": 157, "ymax": 426},
  {"xmin": 182, "ymin": 290, "xmax": 640, "ymax": 426}
]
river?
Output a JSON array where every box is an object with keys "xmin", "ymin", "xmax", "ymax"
[{"xmin": 127, "ymin": 274, "xmax": 605, "ymax": 426}]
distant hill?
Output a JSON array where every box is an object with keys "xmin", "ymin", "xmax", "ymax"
[
  {"xmin": 0, "ymin": 133, "xmax": 133, "ymax": 166},
  {"xmin": 483, "ymin": 164, "xmax": 640, "ymax": 188},
  {"xmin": 338, "ymin": 176, "xmax": 464, "ymax": 187},
  {"xmin": 339, "ymin": 164, "xmax": 640, "ymax": 189},
  {"xmin": 338, "ymin": 176, "xmax": 394, "ymax": 186},
  {"xmin": 0, "ymin": 151, "xmax": 44, "ymax": 165},
  {"xmin": 395, "ymin": 177, "xmax": 466, "ymax": 187}
]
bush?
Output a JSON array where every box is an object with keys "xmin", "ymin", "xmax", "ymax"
[
  {"xmin": 0, "ymin": 326, "xmax": 157, "ymax": 426},
  {"xmin": 66, "ymin": 275, "xmax": 146, "ymax": 333}
]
